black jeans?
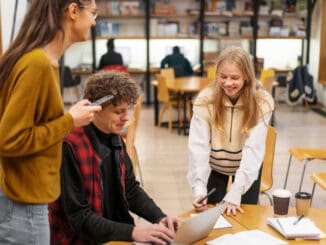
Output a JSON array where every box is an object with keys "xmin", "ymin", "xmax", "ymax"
[{"xmin": 207, "ymin": 168, "xmax": 262, "ymax": 205}]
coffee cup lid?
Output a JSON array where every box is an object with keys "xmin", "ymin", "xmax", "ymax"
[
  {"xmin": 295, "ymin": 192, "xmax": 312, "ymax": 199},
  {"xmin": 272, "ymin": 189, "xmax": 291, "ymax": 198}
]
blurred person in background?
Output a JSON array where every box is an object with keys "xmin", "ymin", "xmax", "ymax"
[
  {"xmin": 98, "ymin": 38, "xmax": 124, "ymax": 70},
  {"xmin": 161, "ymin": 46, "xmax": 193, "ymax": 77}
]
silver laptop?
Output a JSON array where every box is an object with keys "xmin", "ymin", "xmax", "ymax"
[
  {"xmin": 173, "ymin": 205, "xmax": 226, "ymax": 244},
  {"xmin": 134, "ymin": 205, "xmax": 226, "ymax": 245}
]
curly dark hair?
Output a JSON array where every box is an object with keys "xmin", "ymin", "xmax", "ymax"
[{"xmin": 83, "ymin": 70, "xmax": 140, "ymax": 107}]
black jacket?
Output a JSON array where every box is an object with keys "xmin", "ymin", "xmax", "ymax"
[
  {"xmin": 98, "ymin": 51, "xmax": 123, "ymax": 70},
  {"xmin": 160, "ymin": 53, "xmax": 193, "ymax": 77},
  {"xmin": 49, "ymin": 124, "xmax": 165, "ymax": 244}
]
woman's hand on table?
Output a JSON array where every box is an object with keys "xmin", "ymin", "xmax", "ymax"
[{"xmin": 220, "ymin": 201, "xmax": 244, "ymax": 216}]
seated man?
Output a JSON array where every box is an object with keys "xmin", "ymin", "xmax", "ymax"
[
  {"xmin": 160, "ymin": 46, "xmax": 194, "ymax": 77},
  {"xmin": 98, "ymin": 38, "xmax": 124, "ymax": 70},
  {"xmin": 49, "ymin": 71, "xmax": 178, "ymax": 244}
]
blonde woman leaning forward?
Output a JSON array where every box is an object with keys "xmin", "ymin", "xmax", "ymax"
[
  {"xmin": 188, "ymin": 46, "xmax": 274, "ymax": 216},
  {"xmin": 0, "ymin": 0, "xmax": 101, "ymax": 244}
]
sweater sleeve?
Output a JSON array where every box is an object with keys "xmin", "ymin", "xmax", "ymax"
[
  {"xmin": 60, "ymin": 143, "xmax": 134, "ymax": 243},
  {"xmin": 0, "ymin": 54, "xmax": 74, "ymax": 157},
  {"xmin": 223, "ymin": 111, "xmax": 272, "ymax": 206},
  {"xmin": 124, "ymin": 149, "xmax": 166, "ymax": 223},
  {"xmin": 187, "ymin": 115, "xmax": 211, "ymax": 198}
]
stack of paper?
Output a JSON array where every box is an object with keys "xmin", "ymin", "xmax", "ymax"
[
  {"xmin": 267, "ymin": 217, "xmax": 321, "ymax": 240},
  {"xmin": 213, "ymin": 215, "xmax": 232, "ymax": 229},
  {"xmin": 206, "ymin": 230, "xmax": 288, "ymax": 245},
  {"xmin": 190, "ymin": 214, "xmax": 232, "ymax": 230}
]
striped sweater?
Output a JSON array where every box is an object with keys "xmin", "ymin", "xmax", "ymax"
[{"xmin": 193, "ymin": 87, "xmax": 274, "ymax": 176}]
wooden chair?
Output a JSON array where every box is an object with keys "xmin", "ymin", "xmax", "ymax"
[
  {"xmin": 259, "ymin": 126, "xmax": 277, "ymax": 204},
  {"xmin": 207, "ymin": 66, "xmax": 216, "ymax": 81},
  {"xmin": 283, "ymin": 148, "xmax": 326, "ymax": 192},
  {"xmin": 156, "ymin": 74, "xmax": 183, "ymax": 132},
  {"xmin": 160, "ymin": 68, "xmax": 175, "ymax": 80},
  {"xmin": 310, "ymin": 172, "xmax": 326, "ymax": 205},
  {"xmin": 260, "ymin": 69, "xmax": 276, "ymax": 95},
  {"xmin": 125, "ymin": 95, "xmax": 144, "ymax": 186},
  {"xmin": 226, "ymin": 126, "xmax": 277, "ymax": 205}
]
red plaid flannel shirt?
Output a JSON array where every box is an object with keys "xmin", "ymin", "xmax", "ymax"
[{"xmin": 49, "ymin": 127, "xmax": 126, "ymax": 245}]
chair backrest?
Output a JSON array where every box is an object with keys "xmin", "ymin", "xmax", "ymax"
[
  {"xmin": 207, "ymin": 66, "xmax": 216, "ymax": 80},
  {"xmin": 125, "ymin": 95, "xmax": 143, "ymax": 173},
  {"xmin": 260, "ymin": 126, "xmax": 277, "ymax": 192},
  {"xmin": 226, "ymin": 126, "xmax": 277, "ymax": 193},
  {"xmin": 156, "ymin": 74, "xmax": 170, "ymax": 103},
  {"xmin": 125, "ymin": 118, "xmax": 137, "ymax": 170},
  {"xmin": 260, "ymin": 69, "xmax": 275, "ymax": 94},
  {"xmin": 160, "ymin": 68, "xmax": 175, "ymax": 80},
  {"xmin": 132, "ymin": 95, "xmax": 143, "ymax": 131}
]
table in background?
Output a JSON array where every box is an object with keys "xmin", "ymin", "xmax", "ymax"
[
  {"xmin": 71, "ymin": 67, "xmax": 160, "ymax": 75},
  {"xmin": 151, "ymin": 76, "xmax": 210, "ymax": 135}
]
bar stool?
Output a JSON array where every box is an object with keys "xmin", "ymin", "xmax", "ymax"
[
  {"xmin": 310, "ymin": 172, "xmax": 326, "ymax": 205},
  {"xmin": 283, "ymin": 148, "xmax": 326, "ymax": 192}
]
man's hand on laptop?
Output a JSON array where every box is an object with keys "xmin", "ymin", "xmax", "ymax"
[
  {"xmin": 159, "ymin": 216, "xmax": 181, "ymax": 234},
  {"xmin": 221, "ymin": 201, "xmax": 244, "ymax": 216},
  {"xmin": 132, "ymin": 223, "xmax": 174, "ymax": 245},
  {"xmin": 192, "ymin": 195, "xmax": 209, "ymax": 212}
]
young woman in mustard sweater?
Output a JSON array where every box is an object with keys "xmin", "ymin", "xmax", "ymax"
[{"xmin": 0, "ymin": 0, "xmax": 101, "ymax": 244}]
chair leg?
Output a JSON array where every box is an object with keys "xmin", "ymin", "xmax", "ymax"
[
  {"xmin": 311, "ymin": 182, "xmax": 316, "ymax": 207},
  {"xmin": 134, "ymin": 146, "xmax": 144, "ymax": 187},
  {"xmin": 158, "ymin": 104, "xmax": 166, "ymax": 127},
  {"xmin": 298, "ymin": 159, "xmax": 310, "ymax": 192},
  {"xmin": 283, "ymin": 154, "xmax": 293, "ymax": 189},
  {"xmin": 75, "ymin": 85, "xmax": 81, "ymax": 100},
  {"xmin": 68, "ymin": 87, "xmax": 75, "ymax": 105},
  {"xmin": 168, "ymin": 105, "xmax": 173, "ymax": 132},
  {"xmin": 187, "ymin": 97, "xmax": 192, "ymax": 122},
  {"xmin": 178, "ymin": 103, "xmax": 182, "ymax": 130},
  {"xmin": 260, "ymin": 192, "xmax": 273, "ymax": 205}
]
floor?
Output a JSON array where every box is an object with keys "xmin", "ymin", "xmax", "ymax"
[{"xmin": 133, "ymin": 103, "xmax": 326, "ymax": 218}]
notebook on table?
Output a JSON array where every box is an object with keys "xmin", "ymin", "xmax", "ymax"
[{"xmin": 267, "ymin": 216, "xmax": 322, "ymax": 240}]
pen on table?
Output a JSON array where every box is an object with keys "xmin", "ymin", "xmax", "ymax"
[
  {"xmin": 293, "ymin": 215, "xmax": 304, "ymax": 225},
  {"xmin": 198, "ymin": 188, "xmax": 217, "ymax": 204}
]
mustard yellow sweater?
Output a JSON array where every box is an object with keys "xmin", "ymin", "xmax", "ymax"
[{"xmin": 0, "ymin": 49, "xmax": 74, "ymax": 203}]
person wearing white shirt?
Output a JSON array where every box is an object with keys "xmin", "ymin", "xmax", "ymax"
[{"xmin": 187, "ymin": 46, "xmax": 274, "ymax": 216}]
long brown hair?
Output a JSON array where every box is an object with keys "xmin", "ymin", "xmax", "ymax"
[
  {"xmin": 212, "ymin": 46, "xmax": 261, "ymax": 133},
  {"xmin": 0, "ymin": 0, "xmax": 90, "ymax": 89}
]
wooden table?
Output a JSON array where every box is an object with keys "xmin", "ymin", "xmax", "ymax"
[
  {"xmin": 151, "ymin": 76, "xmax": 210, "ymax": 135},
  {"xmin": 104, "ymin": 208, "xmax": 245, "ymax": 245},
  {"xmin": 105, "ymin": 204, "xmax": 326, "ymax": 245},
  {"xmin": 231, "ymin": 204, "xmax": 326, "ymax": 244}
]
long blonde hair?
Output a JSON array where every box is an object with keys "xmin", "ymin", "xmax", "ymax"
[
  {"xmin": 212, "ymin": 46, "xmax": 261, "ymax": 133},
  {"xmin": 0, "ymin": 0, "xmax": 91, "ymax": 89}
]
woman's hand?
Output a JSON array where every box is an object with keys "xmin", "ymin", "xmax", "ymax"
[
  {"xmin": 221, "ymin": 201, "xmax": 244, "ymax": 216},
  {"xmin": 68, "ymin": 99, "xmax": 102, "ymax": 127},
  {"xmin": 192, "ymin": 195, "xmax": 209, "ymax": 212}
]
